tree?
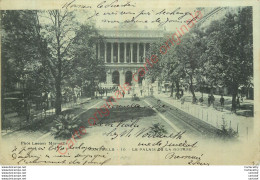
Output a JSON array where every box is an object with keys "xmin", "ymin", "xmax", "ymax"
[
  {"xmin": 35, "ymin": 10, "xmax": 105, "ymax": 114},
  {"xmin": 2, "ymin": 10, "xmax": 105, "ymax": 116},
  {"xmin": 152, "ymin": 40, "xmax": 185, "ymax": 98},
  {"xmin": 146, "ymin": 38, "xmax": 165, "ymax": 82},
  {"xmin": 1, "ymin": 11, "xmax": 46, "ymax": 94},
  {"xmin": 166, "ymin": 50, "xmax": 185, "ymax": 98},
  {"xmin": 175, "ymin": 28, "xmax": 205, "ymax": 102},
  {"xmin": 36, "ymin": 10, "xmax": 80, "ymax": 114},
  {"xmin": 68, "ymin": 24, "xmax": 105, "ymax": 96},
  {"xmin": 203, "ymin": 7, "xmax": 253, "ymax": 111},
  {"xmin": 1, "ymin": 10, "xmax": 52, "ymax": 119}
]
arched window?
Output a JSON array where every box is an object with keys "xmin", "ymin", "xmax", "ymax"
[
  {"xmin": 112, "ymin": 71, "xmax": 120, "ymax": 85},
  {"xmin": 125, "ymin": 71, "xmax": 132, "ymax": 85}
]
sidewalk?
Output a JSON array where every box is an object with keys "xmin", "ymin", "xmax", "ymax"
[
  {"xmin": 190, "ymin": 92, "xmax": 253, "ymax": 117},
  {"xmin": 153, "ymin": 93, "xmax": 254, "ymax": 141}
]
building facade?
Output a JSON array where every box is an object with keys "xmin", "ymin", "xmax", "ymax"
[{"xmin": 97, "ymin": 29, "xmax": 164, "ymax": 88}]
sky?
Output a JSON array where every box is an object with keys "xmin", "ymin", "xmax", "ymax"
[{"xmin": 71, "ymin": 5, "xmax": 237, "ymax": 32}]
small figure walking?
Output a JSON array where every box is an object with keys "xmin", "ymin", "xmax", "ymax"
[
  {"xmin": 181, "ymin": 89, "xmax": 184, "ymax": 97},
  {"xmin": 220, "ymin": 95, "xmax": 224, "ymax": 106},
  {"xmin": 208, "ymin": 94, "xmax": 211, "ymax": 107},
  {"xmin": 192, "ymin": 96, "xmax": 198, "ymax": 104},
  {"xmin": 220, "ymin": 95, "xmax": 225, "ymax": 111},
  {"xmin": 211, "ymin": 94, "xmax": 215, "ymax": 107},
  {"xmin": 181, "ymin": 97, "xmax": 185, "ymax": 109},
  {"xmin": 241, "ymin": 95, "xmax": 244, "ymax": 103},
  {"xmin": 237, "ymin": 96, "xmax": 240, "ymax": 109},
  {"xmin": 73, "ymin": 94, "xmax": 77, "ymax": 103},
  {"xmin": 199, "ymin": 97, "xmax": 204, "ymax": 103}
]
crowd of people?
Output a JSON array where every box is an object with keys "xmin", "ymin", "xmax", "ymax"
[
  {"xmin": 94, "ymin": 86, "xmax": 134, "ymax": 98},
  {"xmin": 178, "ymin": 90, "xmax": 244, "ymax": 113}
]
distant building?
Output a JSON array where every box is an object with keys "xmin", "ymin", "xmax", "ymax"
[{"xmin": 96, "ymin": 29, "xmax": 164, "ymax": 87}]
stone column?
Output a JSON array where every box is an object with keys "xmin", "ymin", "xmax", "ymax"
[
  {"xmin": 137, "ymin": 43, "xmax": 140, "ymax": 63},
  {"xmin": 108, "ymin": 73, "xmax": 112, "ymax": 84},
  {"xmin": 130, "ymin": 43, "xmax": 133, "ymax": 63},
  {"xmin": 98, "ymin": 43, "xmax": 100, "ymax": 59},
  {"xmin": 104, "ymin": 43, "xmax": 107, "ymax": 63},
  {"xmin": 111, "ymin": 42, "xmax": 114, "ymax": 63},
  {"xmin": 124, "ymin": 43, "xmax": 127, "ymax": 63},
  {"xmin": 118, "ymin": 43, "xmax": 120, "ymax": 63},
  {"xmin": 106, "ymin": 70, "xmax": 113, "ymax": 84},
  {"xmin": 106, "ymin": 71, "xmax": 110, "ymax": 84},
  {"xmin": 132, "ymin": 69, "xmax": 138, "ymax": 88}
]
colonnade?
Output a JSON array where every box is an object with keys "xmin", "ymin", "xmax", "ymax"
[{"xmin": 97, "ymin": 42, "xmax": 150, "ymax": 63}]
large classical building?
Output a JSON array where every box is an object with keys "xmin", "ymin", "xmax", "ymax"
[{"xmin": 96, "ymin": 29, "xmax": 164, "ymax": 88}]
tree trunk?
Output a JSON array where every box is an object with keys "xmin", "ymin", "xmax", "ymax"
[
  {"xmin": 231, "ymin": 84, "xmax": 238, "ymax": 113},
  {"xmin": 55, "ymin": 78, "xmax": 62, "ymax": 115},
  {"xmin": 175, "ymin": 80, "xmax": 180, "ymax": 99},
  {"xmin": 189, "ymin": 76, "xmax": 196, "ymax": 102},
  {"xmin": 170, "ymin": 81, "xmax": 174, "ymax": 97},
  {"xmin": 176, "ymin": 80, "xmax": 180, "ymax": 94},
  {"xmin": 55, "ymin": 12, "xmax": 62, "ymax": 115},
  {"xmin": 246, "ymin": 85, "xmax": 251, "ymax": 99},
  {"xmin": 200, "ymin": 82, "xmax": 204, "ymax": 98}
]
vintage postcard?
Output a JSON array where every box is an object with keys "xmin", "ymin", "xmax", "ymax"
[{"xmin": 0, "ymin": 0, "xmax": 259, "ymax": 165}]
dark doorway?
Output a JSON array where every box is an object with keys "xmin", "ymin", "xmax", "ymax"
[
  {"xmin": 125, "ymin": 71, "xmax": 132, "ymax": 85},
  {"xmin": 138, "ymin": 71, "xmax": 145, "ymax": 84},
  {"xmin": 112, "ymin": 71, "xmax": 120, "ymax": 85}
]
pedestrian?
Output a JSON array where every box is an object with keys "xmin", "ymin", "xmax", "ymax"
[
  {"xmin": 237, "ymin": 96, "xmax": 240, "ymax": 109},
  {"xmin": 231, "ymin": 103, "xmax": 237, "ymax": 113},
  {"xmin": 192, "ymin": 96, "xmax": 198, "ymax": 104},
  {"xmin": 181, "ymin": 97, "xmax": 185, "ymax": 108},
  {"xmin": 181, "ymin": 89, "xmax": 184, "ymax": 97},
  {"xmin": 211, "ymin": 94, "xmax": 215, "ymax": 107},
  {"xmin": 140, "ymin": 89, "xmax": 143, "ymax": 96},
  {"xmin": 220, "ymin": 95, "xmax": 224, "ymax": 111},
  {"xmin": 199, "ymin": 97, "xmax": 204, "ymax": 103},
  {"xmin": 122, "ymin": 91, "xmax": 125, "ymax": 98},
  {"xmin": 220, "ymin": 95, "xmax": 224, "ymax": 107},
  {"xmin": 42, "ymin": 101, "xmax": 47, "ymax": 118},
  {"xmin": 73, "ymin": 94, "xmax": 77, "ymax": 103},
  {"xmin": 51, "ymin": 93, "xmax": 55, "ymax": 108},
  {"xmin": 208, "ymin": 94, "xmax": 211, "ymax": 107}
]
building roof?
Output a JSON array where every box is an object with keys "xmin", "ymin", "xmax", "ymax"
[{"xmin": 99, "ymin": 29, "xmax": 165, "ymax": 39}]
